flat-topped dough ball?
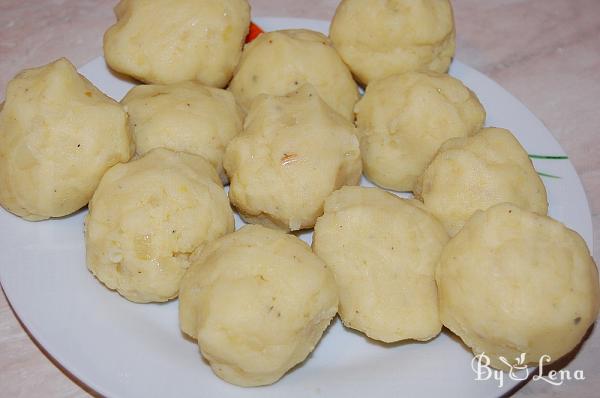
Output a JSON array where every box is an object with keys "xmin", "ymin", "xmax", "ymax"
[
  {"xmin": 414, "ymin": 127, "xmax": 548, "ymax": 235},
  {"xmin": 224, "ymin": 85, "xmax": 362, "ymax": 231},
  {"xmin": 103, "ymin": 0, "xmax": 250, "ymax": 86},
  {"xmin": 355, "ymin": 71, "xmax": 485, "ymax": 191},
  {"xmin": 85, "ymin": 148, "xmax": 234, "ymax": 303},
  {"xmin": 0, "ymin": 58, "xmax": 133, "ymax": 221},
  {"xmin": 122, "ymin": 81, "xmax": 244, "ymax": 183},
  {"xmin": 330, "ymin": 0, "xmax": 455, "ymax": 85},
  {"xmin": 313, "ymin": 186, "xmax": 448, "ymax": 342},
  {"xmin": 228, "ymin": 29, "xmax": 359, "ymax": 120},
  {"xmin": 437, "ymin": 203, "xmax": 600, "ymax": 369},
  {"xmin": 179, "ymin": 225, "xmax": 338, "ymax": 386}
]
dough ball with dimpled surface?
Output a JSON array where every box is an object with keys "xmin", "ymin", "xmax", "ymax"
[
  {"xmin": 224, "ymin": 84, "xmax": 362, "ymax": 231},
  {"xmin": 103, "ymin": 0, "xmax": 250, "ymax": 87},
  {"xmin": 179, "ymin": 224, "xmax": 338, "ymax": 386},
  {"xmin": 228, "ymin": 29, "xmax": 359, "ymax": 121},
  {"xmin": 330, "ymin": 0, "xmax": 456, "ymax": 85},
  {"xmin": 414, "ymin": 127, "xmax": 548, "ymax": 235},
  {"xmin": 85, "ymin": 148, "xmax": 234, "ymax": 303},
  {"xmin": 122, "ymin": 81, "xmax": 244, "ymax": 183},
  {"xmin": 355, "ymin": 71, "xmax": 485, "ymax": 191},
  {"xmin": 0, "ymin": 58, "xmax": 133, "ymax": 221},
  {"xmin": 437, "ymin": 203, "xmax": 600, "ymax": 369},
  {"xmin": 312, "ymin": 186, "xmax": 448, "ymax": 342}
]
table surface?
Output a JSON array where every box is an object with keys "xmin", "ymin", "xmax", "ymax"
[{"xmin": 1, "ymin": 0, "xmax": 599, "ymax": 397}]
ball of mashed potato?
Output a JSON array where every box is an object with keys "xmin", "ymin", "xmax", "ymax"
[
  {"xmin": 437, "ymin": 203, "xmax": 600, "ymax": 369},
  {"xmin": 313, "ymin": 186, "xmax": 448, "ymax": 342},
  {"xmin": 122, "ymin": 81, "xmax": 244, "ymax": 183},
  {"xmin": 103, "ymin": 0, "xmax": 250, "ymax": 87},
  {"xmin": 224, "ymin": 85, "xmax": 362, "ymax": 231},
  {"xmin": 228, "ymin": 29, "xmax": 359, "ymax": 120},
  {"xmin": 179, "ymin": 224, "xmax": 338, "ymax": 386},
  {"xmin": 355, "ymin": 71, "xmax": 485, "ymax": 191},
  {"xmin": 414, "ymin": 127, "xmax": 548, "ymax": 235},
  {"xmin": 85, "ymin": 148, "xmax": 234, "ymax": 303},
  {"xmin": 330, "ymin": 0, "xmax": 455, "ymax": 85},
  {"xmin": 0, "ymin": 58, "xmax": 133, "ymax": 221}
]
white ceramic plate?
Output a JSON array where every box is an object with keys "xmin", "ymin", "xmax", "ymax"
[{"xmin": 0, "ymin": 17, "xmax": 594, "ymax": 398}]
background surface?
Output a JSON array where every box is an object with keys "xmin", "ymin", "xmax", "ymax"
[{"xmin": 0, "ymin": 0, "xmax": 599, "ymax": 396}]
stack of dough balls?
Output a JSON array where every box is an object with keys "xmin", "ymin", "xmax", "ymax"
[
  {"xmin": 415, "ymin": 127, "xmax": 548, "ymax": 235},
  {"xmin": 0, "ymin": 58, "xmax": 133, "ymax": 221},
  {"xmin": 121, "ymin": 81, "xmax": 244, "ymax": 183},
  {"xmin": 103, "ymin": 0, "xmax": 250, "ymax": 87},
  {"xmin": 3, "ymin": 0, "xmax": 599, "ymax": 388},
  {"xmin": 179, "ymin": 225, "xmax": 338, "ymax": 386},
  {"xmin": 330, "ymin": 0, "xmax": 456, "ymax": 85},
  {"xmin": 224, "ymin": 84, "xmax": 362, "ymax": 231},
  {"xmin": 313, "ymin": 186, "xmax": 448, "ymax": 342},
  {"xmin": 355, "ymin": 71, "xmax": 485, "ymax": 191},
  {"xmin": 228, "ymin": 29, "xmax": 359, "ymax": 120},
  {"xmin": 85, "ymin": 148, "xmax": 234, "ymax": 303},
  {"xmin": 437, "ymin": 203, "xmax": 600, "ymax": 368}
]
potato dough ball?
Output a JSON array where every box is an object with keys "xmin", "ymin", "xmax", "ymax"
[
  {"xmin": 85, "ymin": 148, "xmax": 234, "ymax": 303},
  {"xmin": 103, "ymin": 0, "xmax": 250, "ymax": 86},
  {"xmin": 122, "ymin": 81, "xmax": 244, "ymax": 183},
  {"xmin": 224, "ymin": 85, "xmax": 362, "ymax": 231},
  {"xmin": 414, "ymin": 127, "xmax": 548, "ymax": 235},
  {"xmin": 0, "ymin": 58, "xmax": 133, "ymax": 221},
  {"xmin": 228, "ymin": 29, "xmax": 359, "ymax": 120},
  {"xmin": 437, "ymin": 203, "xmax": 600, "ymax": 369},
  {"xmin": 355, "ymin": 71, "xmax": 485, "ymax": 191},
  {"xmin": 179, "ymin": 224, "xmax": 338, "ymax": 386},
  {"xmin": 330, "ymin": 0, "xmax": 455, "ymax": 85},
  {"xmin": 312, "ymin": 186, "xmax": 448, "ymax": 342}
]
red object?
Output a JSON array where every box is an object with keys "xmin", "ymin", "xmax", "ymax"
[{"xmin": 245, "ymin": 22, "xmax": 264, "ymax": 43}]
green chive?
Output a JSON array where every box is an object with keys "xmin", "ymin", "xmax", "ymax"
[
  {"xmin": 528, "ymin": 154, "xmax": 568, "ymax": 160},
  {"xmin": 537, "ymin": 172, "xmax": 561, "ymax": 179}
]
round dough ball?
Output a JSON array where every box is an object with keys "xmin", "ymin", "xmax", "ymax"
[
  {"xmin": 355, "ymin": 71, "xmax": 485, "ymax": 191},
  {"xmin": 313, "ymin": 186, "xmax": 448, "ymax": 342},
  {"xmin": 179, "ymin": 224, "xmax": 338, "ymax": 386},
  {"xmin": 0, "ymin": 58, "xmax": 133, "ymax": 221},
  {"xmin": 228, "ymin": 29, "xmax": 359, "ymax": 120},
  {"xmin": 122, "ymin": 81, "xmax": 244, "ymax": 183},
  {"xmin": 414, "ymin": 127, "xmax": 548, "ymax": 235},
  {"xmin": 330, "ymin": 0, "xmax": 456, "ymax": 85},
  {"xmin": 224, "ymin": 85, "xmax": 362, "ymax": 231},
  {"xmin": 85, "ymin": 148, "xmax": 234, "ymax": 303},
  {"xmin": 437, "ymin": 203, "xmax": 600, "ymax": 369},
  {"xmin": 103, "ymin": 0, "xmax": 250, "ymax": 86}
]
